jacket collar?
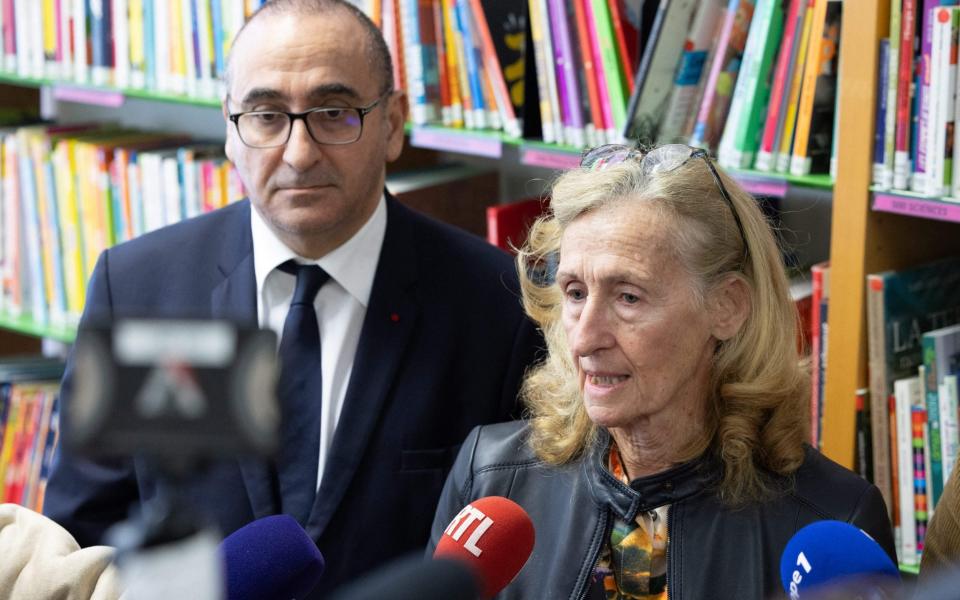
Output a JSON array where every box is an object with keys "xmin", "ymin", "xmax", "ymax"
[{"xmin": 582, "ymin": 428, "xmax": 720, "ymax": 522}]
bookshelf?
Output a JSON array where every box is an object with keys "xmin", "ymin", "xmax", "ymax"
[{"xmin": 821, "ymin": 0, "xmax": 960, "ymax": 469}]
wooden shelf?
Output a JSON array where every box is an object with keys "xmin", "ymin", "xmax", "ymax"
[{"xmin": 872, "ymin": 191, "xmax": 960, "ymax": 224}]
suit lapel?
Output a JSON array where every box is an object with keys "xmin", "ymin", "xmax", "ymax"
[
  {"xmin": 209, "ymin": 200, "xmax": 280, "ymax": 519},
  {"xmin": 306, "ymin": 195, "xmax": 419, "ymax": 537}
]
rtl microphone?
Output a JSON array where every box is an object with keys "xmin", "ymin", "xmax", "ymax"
[
  {"xmin": 220, "ymin": 514, "xmax": 325, "ymax": 600},
  {"xmin": 433, "ymin": 496, "xmax": 535, "ymax": 599},
  {"xmin": 779, "ymin": 520, "xmax": 899, "ymax": 600}
]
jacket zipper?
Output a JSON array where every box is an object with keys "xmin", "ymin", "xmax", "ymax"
[{"xmin": 573, "ymin": 509, "xmax": 611, "ymax": 600}]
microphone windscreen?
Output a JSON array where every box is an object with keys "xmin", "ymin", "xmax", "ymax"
[
  {"xmin": 779, "ymin": 520, "xmax": 899, "ymax": 598},
  {"xmin": 328, "ymin": 554, "xmax": 480, "ymax": 600},
  {"xmin": 220, "ymin": 514, "xmax": 325, "ymax": 600},
  {"xmin": 433, "ymin": 496, "xmax": 535, "ymax": 598}
]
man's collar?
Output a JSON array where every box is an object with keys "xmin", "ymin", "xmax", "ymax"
[{"xmin": 251, "ymin": 195, "xmax": 387, "ymax": 307}]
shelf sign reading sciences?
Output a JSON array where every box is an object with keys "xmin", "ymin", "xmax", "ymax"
[
  {"xmin": 873, "ymin": 193, "xmax": 960, "ymax": 224},
  {"xmin": 52, "ymin": 84, "xmax": 125, "ymax": 108}
]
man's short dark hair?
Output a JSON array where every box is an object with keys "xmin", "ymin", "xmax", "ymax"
[{"xmin": 225, "ymin": 0, "xmax": 394, "ymax": 95}]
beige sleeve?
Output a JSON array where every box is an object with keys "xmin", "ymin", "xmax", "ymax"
[
  {"xmin": 0, "ymin": 503, "xmax": 123, "ymax": 600},
  {"xmin": 921, "ymin": 455, "xmax": 960, "ymax": 577}
]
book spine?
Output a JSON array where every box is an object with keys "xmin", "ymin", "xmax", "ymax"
[
  {"xmin": 922, "ymin": 333, "xmax": 943, "ymax": 507},
  {"xmin": 941, "ymin": 375, "xmax": 959, "ymax": 485},
  {"xmin": 591, "ymin": 0, "xmax": 628, "ymax": 138},
  {"xmin": 113, "ymin": 0, "xmax": 129, "ymax": 88},
  {"xmin": 880, "ymin": 0, "xmax": 901, "ymax": 189},
  {"xmin": 129, "ymin": 0, "xmax": 145, "ymax": 88},
  {"xmin": 788, "ymin": 0, "xmax": 830, "ymax": 176},
  {"xmin": 895, "ymin": 376, "xmax": 919, "ymax": 566},
  {"xmin": 891, "ymin": 0, "xmax": 917, "ymax": 190},
  {"xmin": 547, "ymin": 0, "xmax": 584, "ymax": 146},
  {"xmin": 582, "ymin": 0, "xmax": 612, "ymax": 143},
  {"xmin": 441, "ymin": 0, "xmax": 464, "ymax": 127},
  {"xmin": 468, "ymin": 0, "xmax": 520, "ymax": 137},
  {"xmin": 455, "ymin": 0, "xmax": 485, "ymax": 128},
  {"xmin": 867, "ymin": 273, "xmax": 894, "ymax": 517},
  {"xmin": 690, "ymin": 0, "xmax": 746, "ymax": 150},
  {"xmin": 913, "ymin": 406, "xmax": 929, "ymax": 553},
  {"xmin": 571, "ymin": 0, "xmax": 602, "ymax": 146},
  {"xmin": 659, "ymin": 1, "xmax": 725, "ymax": 146},
  {"xmin": 432, "ymin": 0, "xmax": 452, "ymax": 126},
  {"xmin": 924, "ymin": 7, "xmax": 943, "ymax": 196},
  {"xmin": 721, "ymin": 0, "xmax": 784, "ymax": 169},
  {"xmin": 755, "ymin": 0, "xmax": 802, "ymax": 170},
  {"xmin": 873, "ymin": 39, "xmax": 890, "ymax": 188},
  {"xmin": 914, "ymin": 0, "xmax": 939, "ymax": 192},
  {"xmin": 535, "ymin": 0, "xmax": 562, "ymax": 142}
]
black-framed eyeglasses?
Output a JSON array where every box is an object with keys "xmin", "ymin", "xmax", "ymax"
[
  {"xmin": 580, "ymin": 143, "xmax": 749, "ymax": 259},
  {"xmin": 227, "ymin": 90, "xmax": 392, "ymax": 148}
]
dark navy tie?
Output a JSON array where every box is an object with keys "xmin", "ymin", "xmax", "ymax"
[{"xmin": 276, "ymin": 260, "xmax": 330, "ymax": 524}]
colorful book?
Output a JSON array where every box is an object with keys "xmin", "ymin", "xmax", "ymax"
[
  {"xmin": 689, "ymin": 0, "xmax": 756, "ymax": 152},
  {"xmin": 788, "ymin": 0, "xmax": 842, "ymax": 176},
  {"xmin": 622, "ymin": 0, "xmax": 699, "ymax": 145},
  {"xmin": 866, "ymin": 256, "xmax": 960, "ymax": 518},
  {"xmin": 718, "ymin": 0, "xmax": 785, "ymax": 169},
  {"xmin": 658, "ymin": 0, "xmax": 725, "ymax": 145},
  {"xmin": 921, "ymin": 323, "xmax": 960, "ymax": 509},
  {"xmin": 891, "ymin": 0, "xmax": 917, "ymax": 190},
  {"xmin": 894, "ymin": 375, "xmax": 920, "ymax": 566}
]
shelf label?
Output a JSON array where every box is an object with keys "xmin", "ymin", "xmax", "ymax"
[
  {"xmin": 734, "ymin": 177, "xmax": 789, "ymax": 198},
  {"xmin": 873, "ymin": 194, "xmax": 960, "ymax": 223},
  {"xmin": 520, "ymin": 148, "xmax": 580, "ymax": 170},
  {"xmin": 410, "ymin": 128, "xmax": 502, "ymax": 158},
  {"xmin": 52, "ymin": 84, "xmax": 125, "ymax": 107}
]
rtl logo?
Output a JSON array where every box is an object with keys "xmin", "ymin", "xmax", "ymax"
[{"xmin": 442, "ymin": 502, "xmax": 495, "ymax": 557}]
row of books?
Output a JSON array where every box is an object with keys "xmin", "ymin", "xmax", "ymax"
[
  {"xmin": 625, "ymin": 0, "xmax": 843, "ymax": 177},
  {"xmin": 0, "ymin": 357, "xmax": 63, "ymax": 513},
  {"xmin": 872, "ymin": 1, "xmax": 960, "ymax": 200},
  {"xmin": 370, "ymin": 0, "xmax": 637, "ymax": 145},
  {"xmin": 0, "ymin": 119, "xmax": 244, "ymax": 328},
  {"xmin": 0, "ymin": 0, "xmax": 270, "ymax": 98},
  {"xmin": 864, "ymin": 254, "xmax": 960, "ymax": 566}
]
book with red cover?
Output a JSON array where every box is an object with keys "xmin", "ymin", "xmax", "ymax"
[{"xmin": 486, "ymin": 196, "xmax": 549, "ymax": 253}]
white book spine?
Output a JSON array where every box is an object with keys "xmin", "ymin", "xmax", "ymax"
[
  {"xmin": 154, "ymin": 0, "xmax": 170, "ymax": 92},
  {"xmin": 72, "ymin": 0, "xmax": 88, "ymax": 82},
  {"xmin": 894, "ymin": 376, "xmax": 918, "ymax": 566},
  {"xmin": 942, "ymin": 375, "xmax": 959, "ymax": 482},
  {"xmin": 114, "ymin": 0, "xmax": 131, "ymax": 88}
]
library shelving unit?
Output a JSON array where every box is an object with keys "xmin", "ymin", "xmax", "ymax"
[
  {"xmin": 408, "ymin": 124, "xmax": 834, "ymax": 202},
  {"xmin": 821, "ymin": 0, "xmax": 960, "ymax": 470},
  {"xmin": 0, "ymin": 71, "xmax": 836, "ymax": 344}
]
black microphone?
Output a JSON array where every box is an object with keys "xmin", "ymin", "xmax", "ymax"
[
  {"xmin": 326, "ymin": 553, "xmax": 480, "ymax": 600},
  {"xmin": 220, "ymin": 515, "xmax": 325, "ymax": 600}
]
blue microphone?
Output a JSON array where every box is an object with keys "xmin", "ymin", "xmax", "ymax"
[
  {"xmin": 779, "ymin": 520, "xmax": 899, "ymax": 599},
  {"xmin": 220, "ymin": 515, "xmax": 325, "ymax": 600}
]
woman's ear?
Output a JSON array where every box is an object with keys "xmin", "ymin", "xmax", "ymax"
[{"xmin": 709, "ymin": 275, "xmax": 751, "ymax": 341}]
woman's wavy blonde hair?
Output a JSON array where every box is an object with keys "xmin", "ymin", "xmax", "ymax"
[{"xmin": 517, "ymin": 147, "xmax": 810, "ymax": 505}]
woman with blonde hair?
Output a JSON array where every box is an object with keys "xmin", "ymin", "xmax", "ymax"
[{"xmin": 428, "ymin": 144, "xmax": 895, "ymax": 599}]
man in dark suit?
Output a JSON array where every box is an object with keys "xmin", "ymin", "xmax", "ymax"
[{"xmin": 42, "ymin": 0, "xmax": 541, "ymax": 594}]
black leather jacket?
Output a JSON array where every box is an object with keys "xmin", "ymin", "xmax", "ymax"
[{"xmin": 428, "ymin": 421, "xmax": 896, "ymax": 600}]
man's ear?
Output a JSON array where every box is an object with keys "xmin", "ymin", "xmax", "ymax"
[
  {"xmin": 222, "ymin": 103, "xmax": 234, "ymax": 162},
  {"xmin": 384, "ymin": 90, "xmax": 408, "ymax": 162},
  {"xmin": 709, "ymin": 275, "xmax": 751, "ymax": 341}
]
